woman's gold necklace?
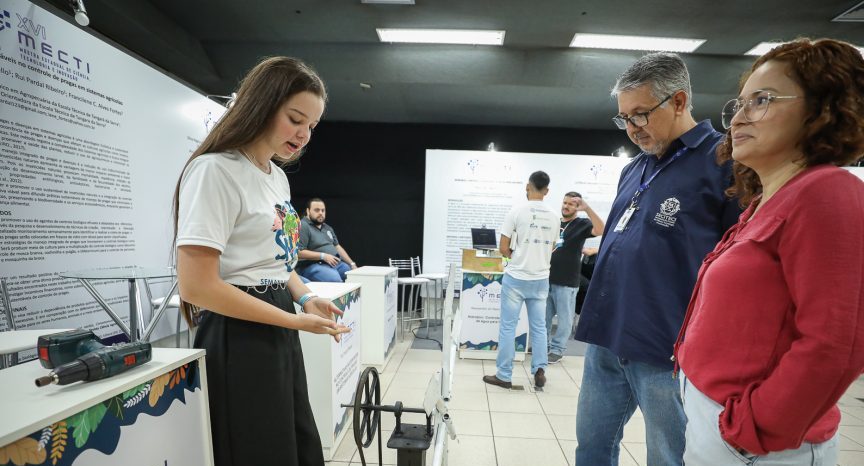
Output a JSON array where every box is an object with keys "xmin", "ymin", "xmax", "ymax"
[{"xmin": 240, "ymin": 148, "xmax": 271, "ymax": 174}]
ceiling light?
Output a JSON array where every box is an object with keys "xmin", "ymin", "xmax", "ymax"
[
  {"xmin": 69, "ymin": 0, "xmax": 89, "ymax": 27},
  {"xmin": 612, "ymin": 146, "xmax": 631, "ymax": 158},
  {"xmin": 207, "ymin": 93, "xmax": 237, "ymax": 108},
  {"xmin": 745, "ymin": 41, "xmax": 864, "ymax": 57},
  {"xmin": 377, "ymin": 29, "xmax": 505, "ymax": 46},
  {"xmin": 569, "ymin": 33, "xmax": 705, "ymax": 53},
  {"xmin": 744, "ymin": 42, "xmax": 785, "ymax": 56}
]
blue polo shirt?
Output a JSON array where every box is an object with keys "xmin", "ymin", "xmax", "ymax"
[{"xmin": 574, "ymin": 120, "xmax": 740, "ymax": 369}]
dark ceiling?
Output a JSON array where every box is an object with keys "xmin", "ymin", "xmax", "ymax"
[{"xmin": 42, "ymin": 0, "xmax": 864, "ymax": 130}]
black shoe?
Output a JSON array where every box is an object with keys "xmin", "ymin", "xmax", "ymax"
[
  {"xmin": 482, "ymin": 375, "xmax": 512, "ymax": 389},
  {"xmin": 548, "ymin": 353, "xmax": 563, "ymax": 364},
  {"xmin": 534, "ymin": 368, "xmax": 546, "ymax": 388}
]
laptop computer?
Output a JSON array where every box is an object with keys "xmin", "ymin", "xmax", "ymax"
[{"xmin": 471, "ymin": 228, "xmax": 497, "ymax": 250}]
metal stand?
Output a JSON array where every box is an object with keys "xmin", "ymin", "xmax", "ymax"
[
  {"xmin": 75, "ymin": 276, "xmax": 178, "ymax": 342},
  {"xmin": 343, "ymin": 367, "xmax": 434, "ymax": 466}
]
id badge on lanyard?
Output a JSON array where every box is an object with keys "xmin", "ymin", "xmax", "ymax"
[
  {"xmin": 556, "ymin": 220, "xmax": 572, "ymax": 249},
  {"xmin": 614, "ymin": 204, "xmax": 637, "ymax": 232},
  {"xmin": 613, "ymin": 148, "xmax": 687, "ymax": 233}
]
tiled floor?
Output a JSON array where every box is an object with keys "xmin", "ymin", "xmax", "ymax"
[{"xmin": 328, "ymin": 335, "xmax": 864, "ymax": 465}]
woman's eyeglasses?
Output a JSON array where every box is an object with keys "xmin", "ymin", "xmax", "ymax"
[{"xmin": 721, "ymin": 90, "xmax": 800, "ymax": 129}]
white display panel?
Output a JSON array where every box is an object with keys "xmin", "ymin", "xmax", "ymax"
[
  {"xmin": 0, "ymin": 0, "xmax": 225, "ymax": 340},
  {"xmin": 422, "ymin": 149, "xmax": 630, "ymax": 283},
  {"xmin": 846, "ymin": 166, "xmax": 864, "ymax": 182},
  {"xmin": 346, "ymin": 266, "xmax": 397, "ymax": 368},
  {"xmin": 297, "ymin": 282, "xmax": 361, "ymax": 460}
]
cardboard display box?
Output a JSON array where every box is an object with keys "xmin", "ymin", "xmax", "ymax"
[{"xmin": 461, "ymin": 248, "xmax": 504, "ymax": 272}]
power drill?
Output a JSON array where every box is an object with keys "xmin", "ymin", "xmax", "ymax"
[{"xmin": 34, "ymin": 329, "xmax": 152, "ymax": 387}]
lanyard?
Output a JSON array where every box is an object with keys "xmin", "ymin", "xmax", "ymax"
[
  {"xmin": 629, "ymin": 146, "xmax": 688, "ymax": 207},
  {"xmin": 555, "ymin": 218, "xmax": 578, "ymax": 250},
  {"xmin": 559, "ymin": 219, "xmax": 574, "ymax": 238}
]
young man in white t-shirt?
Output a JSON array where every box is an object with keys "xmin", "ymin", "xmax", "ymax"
[{"xmin": 483, "ymin": 171, "xmax": 559, "ymax": 389}]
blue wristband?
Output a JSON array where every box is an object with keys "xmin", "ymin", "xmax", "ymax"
[{"xmin": 298, "ymin": 293, "xmax": 318, "ymax": 308}]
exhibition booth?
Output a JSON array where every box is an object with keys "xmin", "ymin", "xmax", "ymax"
[{"xmin": 3, "ymin": 2, "xmax": 864, "ymax": 466}]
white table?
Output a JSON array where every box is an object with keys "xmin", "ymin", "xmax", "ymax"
[
  {"xmin": 297, "ymin": 282, "xmax": 361, "ymax": 461},
  {"xmin": 417, "ymin": 271, "xmax": 448, "ymax": 320},
  {"xmin": 346, "ymin": 266, "xmax": 398, "ymax": 370},
  {"xmin": 0, "ymin": 348, "xmax": 213, "ymax": 466}
]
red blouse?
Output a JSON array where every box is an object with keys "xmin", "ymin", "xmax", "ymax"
[{"xmin": 674, "ymin": 165, "xmax": 864, "ymax": 455}]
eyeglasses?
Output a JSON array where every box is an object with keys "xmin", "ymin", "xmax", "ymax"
[
  {"xmin": 721, "ymin": 91, "xmax": 801, "ymax": 129},
  {"xmin": 612, "ymin": 94, "xmax": 672, "ymax": 130}
]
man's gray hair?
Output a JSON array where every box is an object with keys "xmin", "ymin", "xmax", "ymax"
[{"xmin": 611, "ymin": 52, "xmax": 693, "ymax": 111}]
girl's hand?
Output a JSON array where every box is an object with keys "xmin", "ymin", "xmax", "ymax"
[
  {"xmin": 295, "ymin": 313, "xmax": 351, "ymax": 342},
  {"xmin": 302, "ymin": 298, "xmax": 348, "ymax": 341},
  {"xmin": 303, "ymin": 297, "xmax": 343, "ymax": 321}
]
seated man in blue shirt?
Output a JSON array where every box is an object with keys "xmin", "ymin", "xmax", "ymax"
[
  {"xmin": 296, "ymin": 198, "xmax": 358, "ymax": 282},
  {"xmin": 573, "ymin": 53, "xmax": 739, "ymax": 466}
]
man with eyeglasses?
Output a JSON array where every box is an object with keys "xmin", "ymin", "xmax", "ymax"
[
  {"xmin": 545, "ymin": 192, "xmax": 604, "ymax": 364},
  {"xmin": 573, "ymin": 52, "xmax": 740, "ymax": 466}
]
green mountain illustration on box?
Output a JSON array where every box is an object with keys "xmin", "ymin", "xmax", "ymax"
[
  {"xmin": 332, "ymin": 289, "xmax": 361, "ymax": 323},
  {"xmin": 462, "ymin": 273, "xmax": 502, "ymax": 289},
  {"xmin": 460, "ymin": 334, "xmax": 527, "ymax": 351}
]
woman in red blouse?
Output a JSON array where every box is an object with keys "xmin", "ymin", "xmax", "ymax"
[{"xmin": 673, "ymin": 38, "xmax": 864, "ymax": 465}]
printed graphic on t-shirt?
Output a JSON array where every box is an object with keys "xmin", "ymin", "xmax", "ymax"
[
  {"xmin": 272, "ymin": 202, "xmax": 301, "ymax": 271},
  {"xmin": 524, "ymin": 210, "xmax": 555, "ymax": 245}
]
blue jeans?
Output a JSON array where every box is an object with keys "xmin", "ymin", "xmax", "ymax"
[
  {"xmin": 496, "ymin": 274, "xmax": 549, "ymax": 381},
  {"xmin": 575, "ymin": 344, "xmax": 685, "ymax": 466},
  {"xmin": 545, "ymin": 284, "xmax": 578, "ymax": 356},
  {"xmin": 298, "ymin": 261, "xmax": 350, "ymax": 282},
  {"xmin": 680, "ymin": 372, "xmax": 838, "ymax": 466}
]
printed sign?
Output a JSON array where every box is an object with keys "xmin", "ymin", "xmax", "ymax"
[
  {"xmin": 0, "ymin": 360, "xmax": 209, "ymax": 466},
  {"xmin": 331, "ymin": 289, "xmax": 360, "ymax": 439},
  {"xmin": 459, "ymin": 272, "xmax": 528, "ymax": 352}
]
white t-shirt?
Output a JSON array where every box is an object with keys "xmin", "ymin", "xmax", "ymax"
[
  {"xmin": 500, "ymin": 200, "xmax": 559, "ymax": 280},
  {"xmin": 176, "ymin": 151, "xmax": 301, "ymax": 286}
]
